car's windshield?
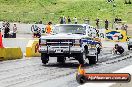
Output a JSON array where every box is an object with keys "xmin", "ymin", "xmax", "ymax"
[{"xmin": 53, "ymin": 25, "xmax": 86, "ymax": 34}]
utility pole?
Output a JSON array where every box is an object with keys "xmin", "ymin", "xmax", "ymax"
[
  {"xmin": 107, "ymin": 0, "xmax": 116, "ymax": 29},
  {"xmin": 112, "ymin": 1, "xmax": 116, "ymax": 29}
]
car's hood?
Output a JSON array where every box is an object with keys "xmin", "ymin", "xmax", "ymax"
[{"xmin": 41, "ymin": 33, "xmax": 87, "ymax": 39}]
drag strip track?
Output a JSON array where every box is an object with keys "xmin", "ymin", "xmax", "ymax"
[{"xmin": 0, "ymin": 50, "xmax": 132, "ymax": 87}]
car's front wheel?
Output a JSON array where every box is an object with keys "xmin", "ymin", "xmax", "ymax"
[
  {"xmin": 41, "ymin": 53, "xmax": 49, "ymax": 64},
  {"xmin": 128, "ymin": 46, "xmax": 131, "ymax": 50},
  {"xmin": 76, "ymin": 53, "xmax": 85, "ymax": 65}
]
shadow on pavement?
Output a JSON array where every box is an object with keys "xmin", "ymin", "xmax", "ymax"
[{"xmin": 42, "ymin": 62, "xmax": 91, "ymax": 69}]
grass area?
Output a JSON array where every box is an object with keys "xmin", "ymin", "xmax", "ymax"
[{"xmin": 0, "ymin": 0, "xmax": 132, "ymax": 24}]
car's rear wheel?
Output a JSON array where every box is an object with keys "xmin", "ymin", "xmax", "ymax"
[
  {"xmin": 128, "ymin": 46, "xmax": 131, "ymax": 50},
  {"xmin": 41, "ymin": 53, "xmax": 49, "ymax": 64},
  {"xmin": 88, "ymin": 56, "xmax": 97, "ymax": 65},
  {"xmin": 57, "ymin": 57, "xmax": 66, "ymax": 64}
]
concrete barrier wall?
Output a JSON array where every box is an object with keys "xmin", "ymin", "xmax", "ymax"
[
  {"xmin": 105, "ymin": 30, "xmax": 127, "ymax": 42},
  {"xmin": 0, "ymin": 47, "xmax": 23, "ymax": 61},
  {"xmin": 0, "ymin": 48, "xmax": 5, "ymax": 60},
  {"xmin": 26, "ymin": 39, "xmax": 41, "ymax": 57},
  {"xmin": 99, "ymin": 29, "xmax": 127, "ymax": 42}
]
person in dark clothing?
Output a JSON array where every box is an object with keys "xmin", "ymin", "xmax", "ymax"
[
  {"xmin": 95, "ymin": 29, "xmax": 99, "ymax": 37},
  {"xmin": 60, "ymin": 17, "xmax": 63, "ymax": 24},
  {"xmin": 4, "ymin": 22, "xmax": 10, "ymax": 38},
  {"xmin": 113, "ymin": 44, "xmax": 124, "ymax": 54},
  {"xmin": 105, "ymin": 19, "xmax": 109, "ymax": 29},
  {"xmin": 95, "ymin": 18, "xmax": 99, "ymax": 29},
  {"xmin": 67, "ymin": 16, "xmax": 71, "ymax": 24},
  {"xmin": 114, "ymin": 17, "xmax": 119, "ymax": 23}
]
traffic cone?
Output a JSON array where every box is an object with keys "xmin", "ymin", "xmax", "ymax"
[{"xmin": 0, "ymin": 32, "xmax": 4, "ymax": 48}]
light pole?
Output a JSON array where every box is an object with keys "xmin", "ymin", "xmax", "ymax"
[
  {"xmin": 112, "ymin": 1, "xmax": 116, "ymax": 29},
  {"xmin": 107, "ymin": 0, "xmax": 116, "ymax": 29}
]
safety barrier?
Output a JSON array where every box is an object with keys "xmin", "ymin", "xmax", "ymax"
[
  {"xmin": 98, "ymin": 29, "xmax": 128, "ymax": 42},
  {"xmin": 105, "ymin": 30, "xmax": 127, "ymax": 42},
  {"xmin": 0, "ymin": 47, "xmax": 23, "ymax": 61},
  {"xmin": 26, "ymin": 39, "xmax": 41, "ymax": 57}
]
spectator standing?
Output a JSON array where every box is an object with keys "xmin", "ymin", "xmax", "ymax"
[
  {"xmin": 105, "ymin": 19, "xmax": 109, "ymax": 29},
  {"xmin": 121, "ymin": 24, "xmax": 125, "ymax": 30},
  {"xmin": 2, "ymin": 21, "xmax": 6, "ymax": 30},
  {"xmin": 115, "ymin": 23, "xmax": 119, "ymax": 30},
  {"xmin": 1, "ymin": 21, "xmax": 6, "ymax": 37},
  {"xmin": 63, "ymin": 16, "xmax": 66, "ymax": 24},
  {"xmin": 114, "ymin": 16, "xmax": 118, "ymax": 23},
  {"xmin": 60, "ymin": 17, "xmax": 63, "ymax": 24},
  {"xmin": 67, "ymin": 16, "xmax": 71, "ymax": 24},
  {"xmin": 124, "ymin": 24, "xmax": 128, "ymax": 35},
  {"xmin": 45, "ymin": 22, "xmax": 52, "ymax": 34},
  {"xmin": 95, "ymin": 29, "xmax": 99, "ymax": 37},
  {"xmin": 124, "ymin": 24, "xmax": 128, "ymax": 30},
  {"xmin": 39, "ymin": 21, "xmax": 42, "ymax": 24},
  {"xmin": 74, "ymin": 17, "xmax": 78, "ymax": 24},
  {"xmin": 95, "ymin": 18, "xmax": 99, "ymax": 29},
  {"xmin": 13, "ymin": 24, "xmax": 17, "ymax": 38},
  {"xmin": 4, "ymin": 21, "xmax": 10, "ymax": 38},
  {"xmin": 121, "ymin": 24, "xmax": 128, "ymax": 34}
]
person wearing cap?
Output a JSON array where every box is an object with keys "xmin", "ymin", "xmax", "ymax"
[{"xmin": 113, "ymin": 44, "xmax": 124, "ymax": 54}]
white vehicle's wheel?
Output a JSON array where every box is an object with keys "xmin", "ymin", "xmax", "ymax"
[
  {"xmin": 88, "ymin": 56, "xmax": 97, "ymax": 65},
  {"xmin": 57, "ymin": 57, "xmax": 66, "ymax": 64},
  {"xmin": 83, "ymin": 47, "xmax": 89, "ymax": 64},
  {"xmin": 77, "ymin": 53, "xmax": 85, "ymax": 65},
  {"xmin": 41, "ymin": 53, "xmax": 49, "ymax": 64},
  {"xmin": 128, "ymin": 46, "xmax": 131, "ymax": 50}
]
